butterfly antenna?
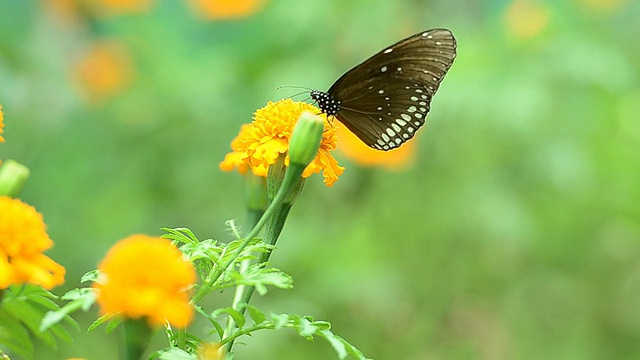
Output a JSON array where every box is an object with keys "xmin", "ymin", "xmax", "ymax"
[{"xmin": 275, "ymin": 85, "xmax": 314, "ymax": 92}]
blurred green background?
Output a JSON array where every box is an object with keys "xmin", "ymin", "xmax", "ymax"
[{"xmin": 2, "ymin": 0, "xmax": 640, "ymax": 359}]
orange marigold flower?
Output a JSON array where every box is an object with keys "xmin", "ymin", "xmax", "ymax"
[
  {"xmin": 0, "ymin": 196, "xmax": 65, "ymax": 289},
  {"xmin": 335, "ymin": 123, "xmax": 416, "ymax": 170},
  {"xmin": 188, "ymin": 0, "xmax": 265, "ymax": 20},
  {"xmin": 0, "ymin": 104, "xmax": 4, "ymax": 143},
  {"xmin": 73, "ymin": 41, "xmax": 133, "ymax": 104},
  {"xmin": 220, "ymin": 99, "xmax": 345, "ymax": 186},
  {"xmin": 93, "ymin": 235, "xmax": 196, "ymax": 328}
]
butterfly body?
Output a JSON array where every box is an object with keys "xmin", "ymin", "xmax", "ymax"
[{"xmin": 311, "ymin": 28, "xmax": 457, "ymax": 151}]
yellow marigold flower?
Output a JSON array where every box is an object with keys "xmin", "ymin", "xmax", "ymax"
[
  {"xmin": 0, "ymin": 104, "xmax": 4, "ymax": 143},
  {"xmin": 336, "ymin": 123, "xmax": 416, "ymax": 170},
  {"xmin": 0, "ymin": 196, "xmax": 65, "ymax": 289},
  {"xmin": 73, "ymin": 41, "xmax": 133, "ymax": 104},
  {"xmin": 220, "ymin": 99, "xmax": 344, "ymax": 186},
  {"xmin": 94, "ymin": 235, "xmax": 196, "ymax": 328},
  {"xmin": 188, "ymin": 0, "xmax": 265, "ymax": 19}
]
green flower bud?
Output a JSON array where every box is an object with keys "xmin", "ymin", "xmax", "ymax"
[
  {"xmin": 288, "ymin": 112, "xmax": 324, "ymax": 168},
  {"xmin": 0, "ymin": 160, "xmax": 30, "ymax": 197}
]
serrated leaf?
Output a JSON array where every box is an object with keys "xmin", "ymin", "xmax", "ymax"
[
  {"xmin": 245, "ymin": 305, "xmax": 266, "ymax": 325},
  {"xmin": 0, "ymin": 309, "xmax": 34, "ymax": 359},
  {"xmin": 210, "ymin": 321, "xmax": 225, "ymax": 339},
  {"xmin": 318, "ymin": 329, "xmax": 348, "ymax": 359},
  {"xmin": 161, "ymin": 227, "xmax": 200, "ymax": 245},
  {"xmin": 296, "ymin": 317, "xmax": 317, "ymax": 338},
  {"xmin": 44, "ymin": 320, "xmax": 74, "ymax": 344},
  {"xmin": 41, "ymin": 291, "xmax": 91, "ymax": 332},
  {"xmin": 2, "ymin": 298, "xmax": 56, "ymax": 347},
  {"xmin": 318, "ymin": 330, "xmax": 369, "ymax": 360},
  {"xmin": 88, "ymin": 313, "xmax": 119, "ymax": 332},
  {"xmin": 40, "ymin": 310, "xmax": 67, "ymax": 332},
  {"xmin": 212, "ymin": 307, "xmax": 245, "ymax": 329},
  {"xmin": 105, "ymin": 316, "xmax": 122, "ymax": 333},
  {"xmin": 81, "ymin": 270, "xmax": 100, "ymax": 283},
  {"xmin": 271, "ymin": 313, "xmax": 290, "ymax": 329}
]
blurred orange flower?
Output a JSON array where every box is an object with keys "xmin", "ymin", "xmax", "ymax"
[
  {"xmin": 336, "ymin": 122, "xmax": 416, "ymax": 170},
  {"xmin": 504, "ymin": 0, "xmax": 550, "ymax": 40},
  {"xmin": 93, "ymin": 235, "xmax": 196, "ymax": 328},
  {"xmin": 0, "ymin": 196, "xmax": 66, "ymax": 290},
  {"xmin": 188, "ymin": 0, "xmax": 265, "ymax": 19},
  {"xmin": 73, "ymin": 41, "xmax": 133, "ymax": 104},
  {"xmin": 220, "ymin": 99, "xmax": 344, "ymax": 186}
]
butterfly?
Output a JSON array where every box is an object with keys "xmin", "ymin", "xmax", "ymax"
[{"xmin": 310, "ymin": 28, "xmax": 457, "ymax": 151}]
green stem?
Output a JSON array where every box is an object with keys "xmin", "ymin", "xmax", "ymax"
[
  {"xmin": 122, "ymin": 319, "xmax": 154, "ymax": 360},
  {"xmin": 224, "ymin": 194, "xmax": 296, "ymax": 353},
  {"xmin": 222, "ymin": 209, "xmax": 264, "ymax": 341},
  {"xmin": 191, "ymin": 165, "xmax": 302, "ymax": 305}
]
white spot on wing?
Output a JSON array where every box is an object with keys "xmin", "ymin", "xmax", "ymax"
[
  {"xmin": 384, "ymin": 48, "xmax": 393, "ymax": 54},
  {"xmin": 400, "ymin": 113, "xmax": 411, "ymax": 121}
]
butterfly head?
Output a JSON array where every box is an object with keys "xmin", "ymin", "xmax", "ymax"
[{"xmin": 310, "ymin": 90, "xmax": 341, "ymax": 116}]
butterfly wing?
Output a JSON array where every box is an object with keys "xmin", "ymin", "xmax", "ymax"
[{"xmin": 328, "ymin": 28, "xmax": 457, "ymax": 150}]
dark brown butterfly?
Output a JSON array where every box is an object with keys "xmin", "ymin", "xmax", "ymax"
[{"xmin": 311, "ymin": 28, "xmax": 457, "ymax": 151}]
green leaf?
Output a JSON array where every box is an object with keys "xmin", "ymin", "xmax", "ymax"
[
  {"xmin": 81, "ymin": 270, "xmax": 100, "ymax": 283},
  {"xmin": 154, "ymin": 347, "xmax": 197, "ymax": 360},
  {"xmin": 41, "ymin": 289, "xmax": 92, "ymax": 332},
  {"xmin": 2, "ymin": 296, "xmax": 57, "ymax": 347},
  {"xmin": 89, "ymin": 313, "xmax": 120, "ymax": 332},
  {"xmin": 246, "ymin": 305, "xmax": 266, "ymax": 325},
  {"xmin": 317, "ymin": 330, "xmax": 370, "ymax": 360},
  {"xmin": 0, "ymin": 308, "xmax": 33, "ymax": 359},
  {"xmin": 271, "ymin": 313, "xmax": 290, "ymax": 329},
  {"xmin": 60, "ymin": 288, "xmax": 96, "ymax": 311},
  {"xmin": 296, "ymin": 317, "xmax": 317, "ymax": 339},
  {"xmin": 212, "ymin": 307, "xmax": 245, "ymax": 329}
]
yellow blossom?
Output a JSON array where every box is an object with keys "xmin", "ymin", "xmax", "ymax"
[
  {"xmin": 93, "ymin": 235, "xmax": 196, "ymax": 328},
  {"xmin": 335, "ymin": 123, "xmax": 416, "ymax": 170},
  {"xmin": 0, "ymin": 196, "xmax": 65, "ymax": 289},
  {"xmin": 198, "ymin": 342, "xmax": 224, "ymax": 360},
  {"xmin": 220, "ymin": 99, "xmax": 345, "ymax": 186},
  {"xmin": 188, "ymin": 0, "xmax": 265, "ymax": 19}
]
